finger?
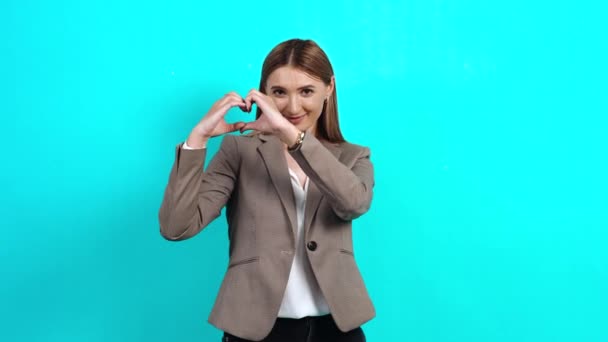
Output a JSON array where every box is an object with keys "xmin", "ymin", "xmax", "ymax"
[
  {"xmin": 227, "ymin": 92, "xmax": 245, "ymax": 102},
  {"xmin": 246, "ymin": 89, "xmax": 265, "ymax": 103},
  {"xmin": 220, "ymin": 91, "xmax": 246, "ymax": 110},
  {"xmin": 227, "ymin": 97, "xmax": 247, "ymax": 109},
  {"xmin": 221, "ymin": 91, "xmax": 241, "ymax": 102},
  {"xmin": 225, "ymin": 94, "xmax": 246, "ymax": 110},
  {"xmin": 216, "ymin": 96, "xmax": 231, "ymax": 109},
  {"xmin": 225, "ymin": 121, "xmax": 246, "ymax": 133},
  {"xmin": 239, "ymin": 121, "xmax": 259, "ymax": 133},
  {"xmin": 233, "ymin": 121, "xmax": 246, "ymax": 131},
  {"xmin": 244, "ymin": 94, "xmax": 257, "ymax": 113},
  {"xmin": 221, "ymin": 92, "xmax": 244, "ymax": 107},
  {"xmin": 216, "ymin": 98, "xmax": 248, "ymax": 118},
  {"xmin": 225, "ymin": 91, "xmax": 241, "ymax": 99},
  {"xmin": 223, "ymin": 92, "xmax": 248, "ymax": 111},
  {"xmin": 236, "ymin": 100, "xmax": 248, "ymax": 112},
  {"xmin": 248, "ymin": 92, "xmax": 273, "ymax": 112},
  {"xmin": 241, "ymin": 96, "xmax": 252, "ymax": 112}
]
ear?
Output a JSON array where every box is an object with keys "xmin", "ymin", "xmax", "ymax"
[{"xmin": 326, "ymin": 76, "xmax": 335, "ymax": 98}]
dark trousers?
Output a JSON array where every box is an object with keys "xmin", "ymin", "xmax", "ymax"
[{"xmin": 222, "ymin": 314, "xmax": 366, "ymax": 342}]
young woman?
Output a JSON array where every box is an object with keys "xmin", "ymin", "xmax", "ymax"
[{"xmin": 159, "ymin": 38, "xmax": 375, "ymax": 342}]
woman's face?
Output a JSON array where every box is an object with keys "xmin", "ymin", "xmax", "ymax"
[{"xmin": 265, "ymin": 66, "xmax": 334, "ymax": 135}]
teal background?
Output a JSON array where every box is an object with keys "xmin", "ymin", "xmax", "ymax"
[{"xmin": 1, "ymin": 1, "xmax": 607, "ymax": 341}]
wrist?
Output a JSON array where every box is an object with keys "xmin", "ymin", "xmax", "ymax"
[
  {"xmin": 287, "ymin": 129, "xmax": 306, "ymax": 151},
  {"xmin": 277, "ymin": 123, "xmax": 301, "ymax": 147},
  {"xmin": 186, "ymin": 131, "xmax": 210, "ymax": 149}
]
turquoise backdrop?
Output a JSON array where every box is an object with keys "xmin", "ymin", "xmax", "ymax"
[{"xmin": 1, "ymin": 1, "xmax": 606, "ymax": 341}]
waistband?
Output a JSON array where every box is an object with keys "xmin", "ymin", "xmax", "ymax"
[
  {"xmin": 275, "ymin": 314, "xmax": 333, "ymax": 324},
  {"xmin": 272, "ymin": 314, "xmax": 338, "ymax": 332}
]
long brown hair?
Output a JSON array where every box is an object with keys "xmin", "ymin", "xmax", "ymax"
[{"xmin": 257, "ymin": 39, "xmax": 345, "ymax": 143}]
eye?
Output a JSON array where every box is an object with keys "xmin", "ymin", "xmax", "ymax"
[{"xmin": 301, "ymin": 88, "xmax": 314, "ymax": 96}]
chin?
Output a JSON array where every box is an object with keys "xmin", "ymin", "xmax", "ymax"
[{"xmin": 297, "ymin": 123, "xmax": 312, "ymax": 132}]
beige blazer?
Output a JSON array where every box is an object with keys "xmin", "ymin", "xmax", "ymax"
[{"xmin": 158, "ymin": 132, "xmax": 375, "ymax": 341}]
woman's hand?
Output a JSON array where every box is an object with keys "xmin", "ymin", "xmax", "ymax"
[
  {"xmin": 240, "ymin": 89, "xmax": 299, "ymax": 146},
  {"xmin": 186, "ymin": 92, "xmax": 249, "ymax": 148}
]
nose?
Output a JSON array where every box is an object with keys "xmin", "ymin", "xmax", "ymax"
[{"xmin": 286, "ymin": 95, "xmax": 301, "ymax": 115}]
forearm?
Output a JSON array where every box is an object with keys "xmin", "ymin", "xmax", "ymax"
[
  {"xmin": 159, "ymin": 136, "xmax": 239, "ymax": 240},
  {"xmin": 288, "ymin": 134, "xmax": 374, "ymax": 220},
  {"xmin": 159, "ymin": 144, "xmax": 209, "ymax": 240}
]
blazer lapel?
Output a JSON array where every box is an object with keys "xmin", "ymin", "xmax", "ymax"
[
  {"xmin": 256, "ymin": 133, "xmax": 345, "ymax": 240},
  {"xmin": 257, "ymin": 134, "xmax": 298, "ymax": 240}
]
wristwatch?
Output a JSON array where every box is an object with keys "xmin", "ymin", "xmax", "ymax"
[{"xmin": 288, "ymin": 130, "xmax": 306, "ymax": 151}]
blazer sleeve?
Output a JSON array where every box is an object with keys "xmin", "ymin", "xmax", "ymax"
[
  {"xmin": 288, "ymin": 134, "xmax": 374, "ymax": 221},
  {"xmin": 158, "ymin": 135, "xmax": 240, "ymax": 241}
]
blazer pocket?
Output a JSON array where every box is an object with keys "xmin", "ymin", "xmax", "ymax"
[
  {"xmin": 339, "ymin": 248, "xmax": 354, "ymax": 257},
  {"xmin": 228, "ymin": 256, "xmax": 259, "ymax": 269}
]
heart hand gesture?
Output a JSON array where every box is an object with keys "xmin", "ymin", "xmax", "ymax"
[
  {"xmin": 187, "ymin": 89, "xmax": 299, "ymax": 149},
  {"xmin": 187, "ymin": 92, "xmax": 249, "ymax": 148},
  {"xmin": 240, "ymin": 89, "xmax": 291, "ymax": 135}
]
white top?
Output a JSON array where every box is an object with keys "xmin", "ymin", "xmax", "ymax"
[
  {"xmin": 182, "ymin": 141, "xmax": 330, "ymax": 318},
  {"xmin": 277, "ymin": 168, "xmax": 330, "ymax": 318}
]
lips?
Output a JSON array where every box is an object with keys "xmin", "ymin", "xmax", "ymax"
[{"xmin": 286, "ymin": 115, "xmax": 305, "ymax": 124}]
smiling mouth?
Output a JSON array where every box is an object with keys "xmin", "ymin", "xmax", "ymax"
[{"xmin": 287, "ymin": 115, "xmax": 305, "ymax": 122}]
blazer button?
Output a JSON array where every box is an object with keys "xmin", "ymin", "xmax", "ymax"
[{"xmin": 307, "ymin": 241, "xmax": 317, "ymax": 251}]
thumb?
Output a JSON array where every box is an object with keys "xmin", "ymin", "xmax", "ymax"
[
  {"xmin": 239, "ymin": 120, "xmax": 259, "ymax": 134},
  {"xmin": 226, "ymin": 121, "xmax": 246, "ymax": 133}
]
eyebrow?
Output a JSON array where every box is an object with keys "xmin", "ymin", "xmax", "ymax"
[{"xmin": 270, "ymin": 85, "xmax": 316, "ymax": 90}]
